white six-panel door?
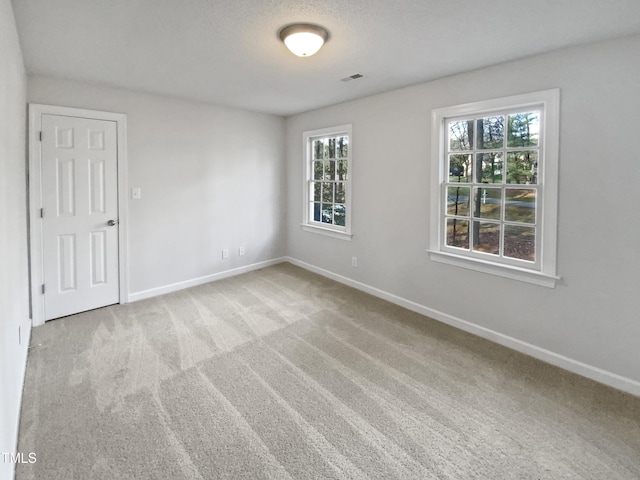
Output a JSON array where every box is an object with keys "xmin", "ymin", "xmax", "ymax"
[{"xmin": 41, "ymin": 114, "xmax": 120, "ymax": 320}]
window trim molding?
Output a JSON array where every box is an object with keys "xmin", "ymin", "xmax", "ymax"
[
  {"xmin": 428, "ymin": 89, "xmax": 560, "ymax": 287},
  {"xmin": 301, "ymin": 223, "xmax": 353, "ymax": 241},
  {"xmin": 302, "ymin": 124, "xmax": 353, "ymax": 241},
  {"xmin": 427, "ymin": 250, "xmax": 560, "ymax": 288}
]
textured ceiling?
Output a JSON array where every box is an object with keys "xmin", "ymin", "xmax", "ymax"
[{"xmin": 12, "ymin": 0, "xmax": 640, "ymax": 116}]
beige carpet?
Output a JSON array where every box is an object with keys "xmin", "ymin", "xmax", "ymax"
[{"xmin": 17, "ymin": 263, "xmax": 640, "ymax": 479}]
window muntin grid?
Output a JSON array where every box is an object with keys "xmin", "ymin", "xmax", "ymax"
[
  {"xmin": 444, "ymin": 109, "xmax": 542, "ymax": 266},
  {"xmin": 305, "ymin": 128, "xmax": 351, "ymax": 234}
]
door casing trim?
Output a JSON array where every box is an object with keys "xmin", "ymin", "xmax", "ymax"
[{"xmin": 28, "ymin": 104, "xmax": 129, "ymax": 326}]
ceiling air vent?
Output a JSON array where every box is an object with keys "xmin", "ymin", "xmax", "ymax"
[{"xmin": 340, "ymin": 73, "xmax": 364, "ymax": 82}]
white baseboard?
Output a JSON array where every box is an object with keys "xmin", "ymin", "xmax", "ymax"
[
  {"xmin": 285, "ymin": 257, "xmax": 640, "ymax": 397},
  {"xmin": 128, "ymin": 257, "xmax": 287, "ymax": 302},
  {"xmin": 6, "ymin": 318, "xmax": 31, "ymax": 480}
]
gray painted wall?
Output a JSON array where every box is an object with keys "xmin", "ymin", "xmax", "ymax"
[
  {"xmin": 0, "ymin": 0, "xmax": 29, "ymax": 478},
  {"xmin": 28, "ymin": 77, "xmax": 287, "ymax": 296},
  {"xmin": 285, "ymin": 34, "xmax": 640, "ymax": 385}
]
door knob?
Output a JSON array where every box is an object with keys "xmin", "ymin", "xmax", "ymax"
[{"xmin": 107, "ymin": 219, "xmax": 117, "ymax": 226}]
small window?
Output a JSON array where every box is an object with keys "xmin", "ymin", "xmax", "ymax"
[
  {"xmin": 429, "ymin": 90, "xmax": 560, "ymax": 287},
  {"xmin": 302, "ymin": 125, "xmax": 352, "ymax": 240}
]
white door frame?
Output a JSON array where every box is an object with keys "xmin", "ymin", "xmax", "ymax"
[{"xmin": 28, "ymin": 104, "xmax": 130, "ymax": 327}]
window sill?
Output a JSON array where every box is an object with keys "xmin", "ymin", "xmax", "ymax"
[
  {"xmin": 427, "ymin": 250, "xmax": 559, "ymax": 288},
  {"xmin": 302, "ymin": 224, "xmax": 352, "ymax": 241}
]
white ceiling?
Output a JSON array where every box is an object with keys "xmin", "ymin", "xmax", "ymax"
[{"xmin": 12, "ymin": 0, "xmax": 640, "ymax": 116}]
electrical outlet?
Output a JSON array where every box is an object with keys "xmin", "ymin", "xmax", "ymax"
[
  {"xmin": 352, "ymin": 256, "xmax": 357, "ymax": 267},
  {"xmin": 239, "ymin": 246, "xmax": 245, "ymax": 256},
  {"xmin": 222, "ymin": 249, "xmax": 229, "ymax": 259}
]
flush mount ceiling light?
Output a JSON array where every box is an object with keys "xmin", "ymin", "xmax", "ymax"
[{"xmin": 278, "ymin": 23, "xmax": 329, "ymax": 57}]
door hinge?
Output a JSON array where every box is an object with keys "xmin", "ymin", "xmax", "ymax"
[
  {"xmin": 39, "ymin": 131, "xmax": 42, "ymax": 142},
  {"xmin": 41, "ymin": 284, "xmax": 45, "ymax": 294},
  {"xmin": 40, "ymin": 208, "xmax": 44, "ymax": 218}
]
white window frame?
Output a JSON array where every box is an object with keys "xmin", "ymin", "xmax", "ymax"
[
  {"xmin": 302, "ymin": 124, "xmax": 353, "ymax": 241},
  {"xmin": 428, "ymin": 90, "xmax": 560, "ymax": 288}
]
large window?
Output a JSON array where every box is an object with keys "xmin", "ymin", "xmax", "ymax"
[
  {"xmin": 429, "ymin": 90, "xmax": 559, "ymax": 287},
  {"xmin": 303, "ymin": 124, "xmax": 352, "ymax": 240}
]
